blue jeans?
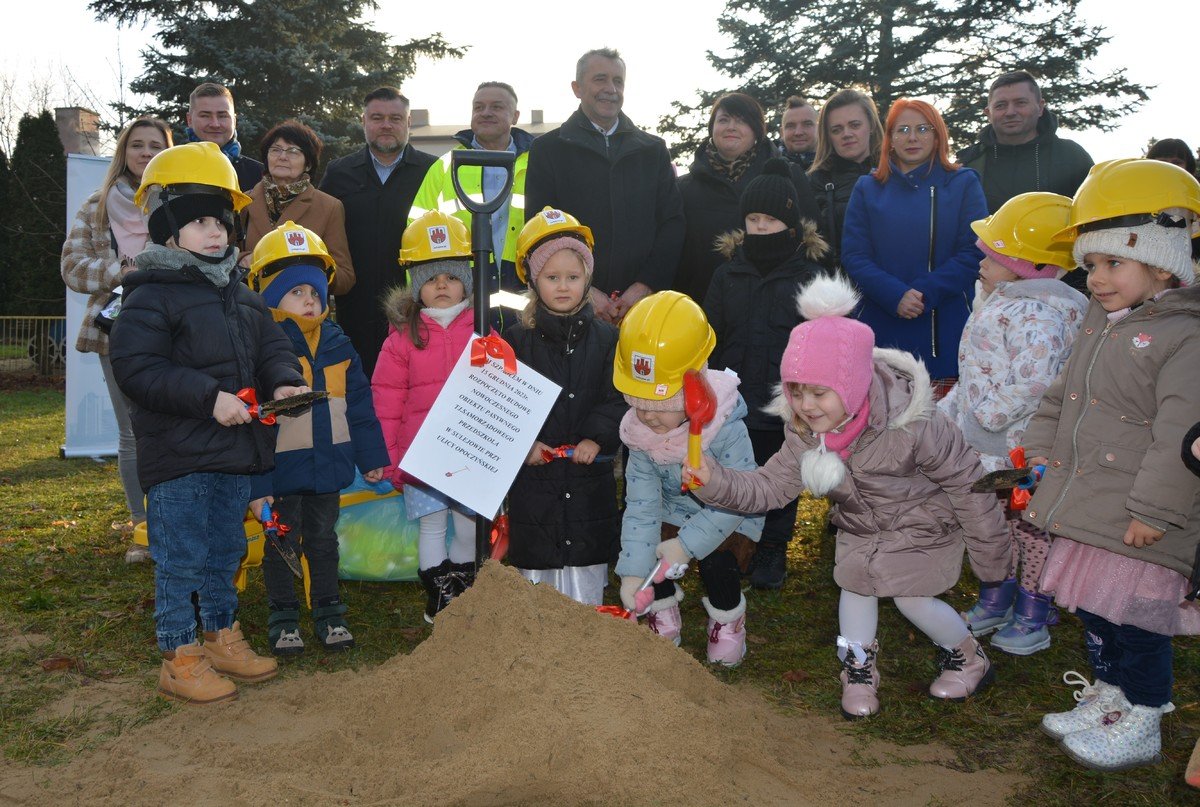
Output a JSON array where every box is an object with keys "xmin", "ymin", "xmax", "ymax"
[
  {"xmin": 1077, "ymin": 608, "xmax": 1174, "ymax": 707},
  {"xmin": 147, "ymin": 472, "xmax": 250, "ymax": 651}
]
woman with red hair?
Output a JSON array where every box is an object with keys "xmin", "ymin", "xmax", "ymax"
[{"xmin": 840, "ymin": 98, "xmax": 987, "ymax": 392}]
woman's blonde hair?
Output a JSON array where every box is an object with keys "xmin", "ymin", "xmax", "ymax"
[
  {"xmin": 809, "ymin": 89, "xmax": 884, "ymax": 175},
  {"xmin": 93, "ymin": 117, "xmax": 173, "ymax": 232}
]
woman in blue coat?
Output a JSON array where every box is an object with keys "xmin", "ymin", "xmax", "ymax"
[{"xmin": 841, "ymin": 98, "xmax": 987, "ymax": 388}]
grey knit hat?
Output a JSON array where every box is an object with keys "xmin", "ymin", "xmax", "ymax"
[
  {"xmin": 409, "ymin": 259, "xmax": 473, "ymax": 302},
  {"xmin": 1073, "ymin": 211, "xmax": 1196, "ymax": 287}
]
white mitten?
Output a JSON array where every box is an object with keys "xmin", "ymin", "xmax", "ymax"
[
  {"xmin": 619, "ymin": 576, "xmax": 642, "ymax": 612},
  {"xmin": 655, "ymin": 538, "xmax": 691, "ymax": 578}
]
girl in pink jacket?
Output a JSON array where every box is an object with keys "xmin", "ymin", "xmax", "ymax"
[{"xmin": 372, "ymin": 225, "xmax": 476, "ymax": 625}]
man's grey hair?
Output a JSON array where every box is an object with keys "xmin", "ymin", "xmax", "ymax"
[
  {"xmin": 476, "ymin": 81, "xmax": 518, "ymax": 105},
  {"xmin": 575, "ymin": 48, "xmax": 625, "ymax": 82}
]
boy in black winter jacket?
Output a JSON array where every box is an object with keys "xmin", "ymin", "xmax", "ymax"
[
  {"xmin": 109, "ymin": 142, "xmax": 308, "ymax": 705},
  {"xmin": 703, "ymin": 158, "xmax": 828, "ymax": 590}
]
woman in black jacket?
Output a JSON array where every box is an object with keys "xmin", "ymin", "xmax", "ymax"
[
  {"xmin": 675, "ymin": 93, "xmax": 820, "ymax": 303},
  {"xmin": 808, "ymin": 89, "xmax": 885, "ymax": 265}
]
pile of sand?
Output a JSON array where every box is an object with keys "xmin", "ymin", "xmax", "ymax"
[{"xmin": 1, "ymin": 563, "xmax": 1022, "ymax": 806}]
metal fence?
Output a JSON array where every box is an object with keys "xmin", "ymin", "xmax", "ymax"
[{"xmin": 0, "ymin": 316, "xmax": 68, "ymax": 378}]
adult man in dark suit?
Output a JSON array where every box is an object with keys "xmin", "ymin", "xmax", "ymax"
[{"xmin": 320, "ymin": 87, "xmax": 436, "ymax": 375}]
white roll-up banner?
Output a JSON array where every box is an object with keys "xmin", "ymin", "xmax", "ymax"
[{"xmin": 62, "ymin": 154, "xmax": 118, "ymax": 458}]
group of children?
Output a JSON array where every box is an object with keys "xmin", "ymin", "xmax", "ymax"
[{"xmin": 106, "ymin": 140, "xmax": 1200, "ymax": 778}]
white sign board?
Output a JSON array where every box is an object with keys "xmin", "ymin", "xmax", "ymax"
[
  {"xmin": 63, "ymin": 154, "xmax": 118, "ymax": 458},
  {"xmin": 400, "ymin": 338, "xmax": 560, "ymax": 518}
]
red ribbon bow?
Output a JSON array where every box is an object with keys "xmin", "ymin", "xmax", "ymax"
[
  {"xmin": 470, "ymin": 332, "xmax": 518, "ymax": 375},
  {"xmin": 235, "ymin": 387, "xmax": 276, "ymax": 425},
  {"xmin": 1008, "ymin": 447, "xmax": 1031, "ymax": 511}
]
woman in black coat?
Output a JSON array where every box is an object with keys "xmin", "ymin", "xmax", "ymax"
[
  {"xmin": 675, "ymin": 92, "xmax": 820, "ymax": 303},
  {"xmin": 807, "ymin": 89, "xmax": 885, "ymax": 265}
]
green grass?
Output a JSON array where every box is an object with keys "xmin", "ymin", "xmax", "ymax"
[{"xmin": 0, "ymin": 379, "xmax": 1197, "ymax": 803}]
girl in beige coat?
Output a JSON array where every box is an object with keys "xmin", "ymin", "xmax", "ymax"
[
  {"xmin": 690, "ymin": 274, "xmax": 1010, "ymax": 720},
  {"xmin": 1021, "ymin": 159, "xmax": 1200, "ymax": 773}
]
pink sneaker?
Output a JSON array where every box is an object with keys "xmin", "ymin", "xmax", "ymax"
[
  {"xmin": 645, "ymin": 586, "xmax": 683, "ymax": 646},
  {"xmin": 703, "ymin": 595, "xmax": 747, "ymax": 667}
]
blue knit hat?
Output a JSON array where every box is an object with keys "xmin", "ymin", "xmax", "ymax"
[{"xmin": 260, "ymin": 263, "xmax": 329, "ymax": 311}]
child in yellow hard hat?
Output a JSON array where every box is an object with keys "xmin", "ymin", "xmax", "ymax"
[
  {"xmin": 248, "ymin": 222, "xmax": 389, "ymax": 655},
  {"xmin": 108, "ymin": 142, "xmax": 308, "ymax": 705}
]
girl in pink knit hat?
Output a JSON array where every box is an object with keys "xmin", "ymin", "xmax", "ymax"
[{"xmin": 688, "ymin": 273, "xmax": 1011, "ymax": 719}]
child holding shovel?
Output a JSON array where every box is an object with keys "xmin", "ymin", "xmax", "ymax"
[
  {"xmin": 502, "ymin": 208, "xmax": 626, "ymax": 605},
  {"xmin": 247, "ymin": 222, "xmax": 390, "ymax": 655},
  {"xmin": 109, "ymin": 142, "xmax": 308, "ymax": 704},
  {"xmin": 614, "ymin": 291, "xmax": 762, "ymax": 667},
  {"xmin": 686, "ymin": 273, "xmax": 1010, "ymax": 718}
]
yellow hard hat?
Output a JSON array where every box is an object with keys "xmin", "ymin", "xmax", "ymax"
[
  {"xmin": 515, "ymin": 207, "xmax": 595, "ymax": 284},
  {"xmin": 247, "ymin": 222, "xmax": 336, "ymax": 293},
  {"xmin": 1053, "ymin": 158, "xmax": 1200, "ymax": 243},
  {"xmin": 399, "ymin": 210, "xmax": 471, "ymax": 265},
  {"xmin": 614, "ymin": 291, "xmax": 716, "ymax": 400},
  {"xmin": 971, "ymin": 192, "xmax": 1076, "ymax": 270},
  {"xmin": 134, "ymin": 141, "xmax": 252, "ymax": 213}
]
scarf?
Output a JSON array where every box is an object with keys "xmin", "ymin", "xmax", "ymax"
[
  {"xmin": 186, "ymin": 127, "xmax": 242, "ymax": 161},
  {"xmin": 106, "ymin": 176, "xmax": 150, "ymax": 259},
  {"xmin": 821, "ymin": 399, "xmax": 871, "ymax": 459},
  {"xmin": 422, "ymin": 298, "xmax": 470, "ymax": 329},
  {"xmin": 263, "ymin": 172, "xmax": 311, "ymax": 224},
  {"xmin": 618, "ymin": 369, "xmax": 742, "ymax": 465},
  {"xmin": 704, "ymin": 139, "xmax": 757, "ymax": 184},
  {"xmin": 742, "ymin": 229, "xmax": 799, "ymax": 275},
  {"xmin": 135, "ymin": 243, "xmax": 239, "ymax": 288}
]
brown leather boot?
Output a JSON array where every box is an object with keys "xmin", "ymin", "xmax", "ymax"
[
  {"xmin": 158, "ymin": 643, "xmax": 237, "ymax": 705},
  {"xmin": 202, "ymin": 621, "xmax": 278, "ymax": 683},
  {"xmin": 929, "ymin": 634, "xmax": 994, "ymax": 701}
]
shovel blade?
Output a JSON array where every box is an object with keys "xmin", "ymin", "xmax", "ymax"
[
  {"xmin": 267, "ymin": 531, "xmax": 304, "ymax": 578},
  {"xmin": 682, "ymin": 369, "xmax": 717, "ymax": 428},
  {"xmin": 971, "ymin": 467, "xmax": 1036, "ymax": 493}
]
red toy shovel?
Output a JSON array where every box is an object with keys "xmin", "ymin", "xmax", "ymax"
[{"xmin": 681, "ymin": 369, "xmax": 717, "ymax": 492}]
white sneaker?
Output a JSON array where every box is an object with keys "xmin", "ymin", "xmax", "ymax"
[
  {"xmin": 1040, "ymin": 670, "xmax": 1124, "ymax": 740},
  {"xmin": 1060, "ymin": 703, "xmax": 1163, "ymax": 771}
]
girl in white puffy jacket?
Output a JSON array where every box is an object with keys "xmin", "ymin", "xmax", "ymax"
[{"xmin": 939, "ymin": 192, "xmax": 1086, "ymax": 657}]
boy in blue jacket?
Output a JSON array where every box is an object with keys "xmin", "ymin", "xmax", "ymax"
[
  {"xmin": 110, "ymin": 143, "xmax": 309, "ymax": 705},
  {"xmin": 248, "ymin": 222, "xmax": 390, "ymax": 655}
]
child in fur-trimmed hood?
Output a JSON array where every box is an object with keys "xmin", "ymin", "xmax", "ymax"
[{"xmin": 688, "ymin": 273, "xmax": 1010, "ymax": 720}]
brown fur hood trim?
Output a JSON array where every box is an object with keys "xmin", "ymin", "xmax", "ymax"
[
  {"xmin": 713, "ymin": 219, "xmax": 830, "ymax": 263},
  {"xmin": 381, "ymin": 284, "xmax": 415, "ymax": 331}
]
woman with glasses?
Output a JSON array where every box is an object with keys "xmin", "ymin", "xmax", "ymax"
[
  {"xmin": 241, "ymin": 120, "xmax": 355, "ymax": 294},
  {"xmin": 841, "ymin": 98, "xmax": 987, "ymax": 396},
  {"xmin": 807, "ymin": 90, "xmax": 885, "ymax": 265}
]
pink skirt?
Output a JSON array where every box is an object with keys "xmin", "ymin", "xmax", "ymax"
[{"xmin": 1040, "ymin": 537, "xmax": 1200, "ymax": 636}]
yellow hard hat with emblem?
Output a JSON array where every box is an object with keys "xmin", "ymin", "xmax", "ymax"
[
  {"xmin": 134, "ymin": 141, "xmax": 252, "ymax": 212},
  {"xmin": 614, "ymin": 291, "xmax": 716, "ymax": 400},
  {"xmin": 971, "ymin": 192, "xmax": 1076, "ymax": 270},
  {"xmin": 247, "ymin": 221, "xmax": 336, "ymax": 293},
  {"xmin": 1053, "ymin": 158, "xmax": 1200, "ymax": 243},
  {"xmin": 398, "ymin": 210, "xmax": 471, "ymax": 265},
  {"xmin": 515, "ymin": 207, "xmax": 595, "ymax": 285}
]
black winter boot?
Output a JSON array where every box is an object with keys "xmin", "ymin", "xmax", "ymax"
[
  {"xmin": 417, "ymin": 560, "xmax": 456, "ymax": 624},
  {"xmin": 749, "ymin": 543, "xmax": 787, "ymax": 590},
  {"xmin": 267, "ymin": 608, "xmax": 304, "ymax": 656},
  {"xmin": 448, "ymin": 561, "xmax": 477, "ymax": 596},
  {"xmin": 312, "ymin": 602, "xmax": 354, "ymax": 652}
]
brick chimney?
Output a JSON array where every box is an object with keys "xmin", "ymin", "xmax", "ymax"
[{"xmin": 55, "ymin": 107, "xmax": 102, "ymax": 155}]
